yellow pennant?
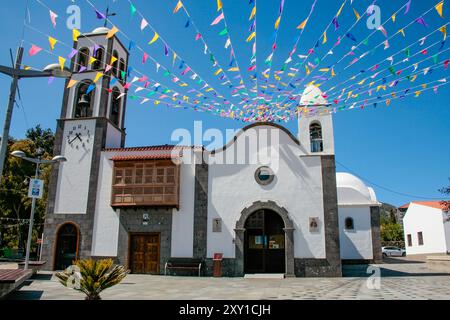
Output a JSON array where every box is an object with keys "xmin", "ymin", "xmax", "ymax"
[
  {"xmin": 319, "ymin": 68, "xmax": 329, "ymax": 72},
  {"xmin": 154, "ymin": 100, "xmax": 160, "ymax": 105},
  {"xmin": 353, "ymin": 8, "xmax": 360, "ymax": 20},
  {"xmin": 58, "ymin": 56, "xmax": 66, "ymax": 71},
  {"xmin": 439, "ymin": 25, "xmax": 447, "ymax": 40},
  {"xmin": 386, "ymin": 99, "xmax": 391, "ymax": 106},
  {"xmin": 305, "ymin": 65, "xmax": 310, "ymax": 75},
  {"xmin": 331, "ymin": 68, "xmax": 336, "ymax": 77},
  {"xmin": 249, "ymin": 6, "xmax": 256, "ymax": 20},
  {"xmin": 391, "ymin": 14, "xmax": 396, "ymax": 23},
  {"xmin": 422, "ymin": 84, "xmax": 427, "ymax": 89},
  {"xmin": 297, "ymin": 18, "xmax": 308, "ymax": 30},
  {"xmin": 398, "ymin": 29, "xmax": 405, "ymax": 37},
  {"xmin": 173, "ymin": 52, "xmax": 177, "ymax": 64},
  {"xmin": 73, "ymin": 29, "xmax": 80, "ymax": 42},
  {"xmin": 369, "ymin": 82, "xmax": 374, "ymax": 87},
  {"xmin": 179, "ymin": 83, "xmax": 187, "ymax": 87},
  {"xmin": 414, "ymin": 91, "xmax": 421, "ymax": 97},
  {"xmin": 214, "ymin": 68, "xmax": 223, "ymax": 76},
  {"xmin": 322, "ymin": 31, "xmax": 327, "ymax": 44},
  {"xmin": 336, "ymin": 2, "xmax": 346, "ymax": 17},
  {"xmin": 48, "ymin": 37, "xmax": 57, "ymax": 50},
  {"xmin": 246, "ymin": 32, "xmax": 256, "ymax": 42},
  {"xmin": 358, "ymin": 79, "xmax": 366, "ymax": 85},
  {"xmin": 106, "ymin": 26, "xmax": 119, "ymax": 39},
  {"xmin": 110, "ymin": 56, "xmax": 118, "ymax": 65},
  {"xmin": 435, "ymin": 1, "xmax": 444, "ymax": 18},
  {"xmin": 410, "ymin": 75, "xmax": 417, "ymax": 82},
  {"xmin": 67, "ymin": 79, "xmax": 78, "ymax": 88},
  {"xmin": 275, "ymin": 16, "xmax": 281, "ymax": 29},
  {"xmin": 94, "ymin": 72, "xmax": 103, "ymax": 83},
  {"xmin": 149, "ymin": 32, "xmax": 159, "ymax": 44},
  {"xmin": 228, "ymin": 67, "xmax": 239, "ymax": 72},
  {"xmin": 173, "ymin": 0, "xmax": 183, "ymax": 13},
  {"xmin": 217, "ymin": 0, "xmax": 222, "ymax": 11},
  {"xmin": 89, "ymin": 57, "xmax": 97, "ymax": 65}
]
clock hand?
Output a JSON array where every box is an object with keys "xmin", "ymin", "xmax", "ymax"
[
  {"xmin": 68, "ymin": 136, "xmax": 78, "ymax": 144},
  {"xmin": 76, "ymin": 133, "xmax": 83, "ymax": 142}
]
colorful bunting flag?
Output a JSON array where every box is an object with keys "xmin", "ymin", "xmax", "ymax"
[
  {"xmin": 297, "ymin": 18, "xmax": 308, "ymax": 30},
  {"xmin": 211, "ymin": 12, "xmax": 224, "ymax": 25},
  {"xmin": 141, "ymin": 18, "xmax": 149, "ymax": 31},
  {"xmin": 73, "ymin": 29, "xmax": 80, "ymax": 42},
  {"xmin": 435, "ymin": 1, "xmax": 444, "ymax": 18},
  {"xmin": 49, "ymin": 10, "xmax": 57, "ymax": 28},
  {"xmin": 173, "ymin": 0, "xmax": 183, "ymax": 13},
  {"xmin": 58, "ymin": 56, "xmax": 66, "ymax": 70},
  {"xmin": 149, "ymin": 32, "xmax": 159, "ymax": 44},
  {"xmin": 67, "ymin": 79, "xmax": 77, "ymax": 88},
  {"xmin": 28, "ymin": 45, "xmax": 42, "ymax": 56},
  {"xmin": 440, "ymin": 25, "xmax": 447, "ymax": 40},
  {"xmin": 106, "ymin": 26, "xmax": 119, "ymax": 39},
  {"xmin": 217, "ymin": 0, "xmax": 223, "ymax": 11},
  {"xmin": 249, "ymin": 6, "xmax": 256, "ymax": 20}
]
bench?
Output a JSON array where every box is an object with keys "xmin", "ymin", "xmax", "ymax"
[
  {"xmin": 18, "ymin": 261, "xmax": 46, "ymax": 275},
  {"xmin": 0, "ymin": 269, "xmax": 32, "ymax": 298},
  {"xmin": 164, "ymin": 258, "xmax": 202, "ymax": 277}
]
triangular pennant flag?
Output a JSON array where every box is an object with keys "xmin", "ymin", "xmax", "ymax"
[
  {"xmin": 439, "ymin": 25, "xmax": 447, "ymax": 40},
  {"xmin": 130, "ymin": 3, "xmax": 137, "ymax": 16},
  {"xmin": 141, "ymin": 18, "xmax": 148, "ymax": 31},
  {"xmin": 95, "ymin": 9, "xmax": 106, "ymax": 20},
  {"xmin": 249, "ymin": 6, "xmax": 256, "ymax": 20},
  {"xmin": 275, "ymin": 16, "xmax": 281, "ymax": 30},
  {"xmin": 353, "ymin": 8, "xmax": 360, "ymax": 20},
  {"xmin": 73, "ymin": 29, "xmax": 80, "ymax": 42},
  {"xmin": 246, "ymin": 32, "xmax": 256, "ymax": 42},
  {"xmin": 105, "ymin": 65, "xmax": 112, "ymax": 73},
  {"xmin": 219, "ymin": 28, "xmax": 228, "ymax": 36},
  {"xmin": 143, "ymin": 52, "xmax": 149, "ymax": 64},
  {"xmin": 110, "ymin": 56, "xmax": 118, "ymax": 65},
  {"xmin": 67, "ymin": 79, "xmax": 78, "ymax": 88},
  {"xmin": 106, "ymin": 26, "xmax": 119, "ymax": 39},
  {"xmin": 297, "ymin": 18, "xmax": 308, "ymax": 30},
  {"xmin": 173, "ymin": 0, "xmax": 183, "ymax": 13},
  {"xmin": 86, "ymin": 84, "xmax": 96, "ymax": 94},
  {"xmin": 49, "ymin": 10, "xmax": 58, "ymax": 28},
  {"xmin": 217, "ymin": 0, "xmax": 223, "ymax": 11},
  {"xmin": 29, "ymin": 45, "xmax": 42, "ymax": 56},
  {"xmin": 58, "ymin": 56, "xmax": 66, "ymax": 70},
  {"xmin": 94, "ymin": 72, "xmax": 103, "ymax": 83},
  {"xmin": 149, "ymin": 32, "xmax": 159, "ymax": 44},
  {"xmin": 435, "ymin": 1, "xmax": 444, "ymax": 18},
  {"xmin": 211, "ymin": 12, "xmax": 224, "ymax": 25},
  {"xmin": 322, "ymin": 31, "xmax": 327, "ymax": 44},
  {"xmin": 89, "ymin": 56, "xmax": 97, "ymax": 65}
]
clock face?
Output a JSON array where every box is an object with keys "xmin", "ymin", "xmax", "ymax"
[{"xmin": 67, "ymin": 123, "xmax": 92, "ymax": 150}]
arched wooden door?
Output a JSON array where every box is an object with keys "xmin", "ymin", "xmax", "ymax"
[
  {"xmin": 55, "ymin": 223, "xmax": 79, "ymax": 270},
  {"xmin": 244, "ymin": 210, "xmax": 285, "ymax": 273}
]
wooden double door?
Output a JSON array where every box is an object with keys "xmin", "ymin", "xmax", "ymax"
[
  {"xmin": 130, "ymin": 234, "xmax": 160, "ymax": 274},
  {"xmin": 244, "ymin": 210, "xmax": 286, "ymax": 274}
]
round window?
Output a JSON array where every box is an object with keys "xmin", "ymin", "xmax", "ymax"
[{"xmin": 255, "ymin": 166, "xmax": 274, "ymax": 185}]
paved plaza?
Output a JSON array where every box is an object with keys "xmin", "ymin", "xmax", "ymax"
[{"xmin": 4, "ymin": 260, "xmax": 450, "ymax": 300}]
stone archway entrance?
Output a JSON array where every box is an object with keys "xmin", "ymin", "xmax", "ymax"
[
  {"xmin": 244, "ymin": 209, "xmax": 285, "ymax": 273},
  {"xmin": 235, "ymin": 201, "xmax": 295, "ymax": 277},
  {"xmin": 54, "ymin": 223, "xmax": 79, "ymax": 270}
]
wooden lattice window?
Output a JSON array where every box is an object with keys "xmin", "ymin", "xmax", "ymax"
[{"xmin": 111, "ymin": 160, "xmax": 180, "ymax": 208}]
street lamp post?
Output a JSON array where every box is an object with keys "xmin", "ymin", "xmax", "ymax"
[
  {"xmin": 0, "ymin": 46, "xmax": 72, "ymax": 180},
  {"xmin": 11, "ymin": 150, "xmax": 67, "ymax": 270}
]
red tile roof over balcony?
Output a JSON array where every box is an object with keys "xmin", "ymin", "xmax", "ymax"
[
  {"xmin": 110, "ymin": 154, "xmax": 180, "ymax": 161},
  {"xmin": 104, "ymin": 145, "xmax": 203, "ymax": 152},
  {"xmin": 399, "ymin": 201, "xmax": 447, "ymax": 210}
]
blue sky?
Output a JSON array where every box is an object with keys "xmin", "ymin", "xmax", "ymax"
[{"xmin": 0, "ymin": 0, "xmax": 449, "ymax": 207}]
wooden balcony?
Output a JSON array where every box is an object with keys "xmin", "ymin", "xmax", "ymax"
[{"xmin": 111, "ymin": 159, "xmax": 180, "ymax": 208}]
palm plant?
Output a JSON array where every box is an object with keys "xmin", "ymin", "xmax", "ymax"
[{"xmin": 56, "ymin": 258, "xmax": 128, "ymax": 300}]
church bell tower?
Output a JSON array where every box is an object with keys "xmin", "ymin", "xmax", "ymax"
[{"xmin": 41, "ymin": 27, "xmax": 129, "ymax": 270}]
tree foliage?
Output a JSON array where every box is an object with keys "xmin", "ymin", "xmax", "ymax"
[
  {"xmin": 0, "ymin": 125, "xmax": 54, "ymax": 255},
  {"xmin": 439, "ymin": 178, "xmax": 450, "ymax": 211}
]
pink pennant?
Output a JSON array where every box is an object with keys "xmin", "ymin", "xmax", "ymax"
[
  {"xmin": 78, "ymin": 66, "xmax": 87, "ymax": 73},
  {"xmin": 211, "ymin": 12, "xmax": 224, "ymax": 26},
  {"xmin": 141, "ymin": 18, "xmax": 148, "ymax": 31},
  {"xmin": 444, "ymin": 59, "xmax": 449, "ymax": 70},
  {"xmin": 421, "ymin": 49, "xmax": 428, "ymax": 55},
  {"xmin": 28, "ymin": 45, "xmax": 42, "ymax": 56},
  {"xmin": 49, "ymin": 10, "xmax": 58, "ymax": 28},
  {"xmin": 123, "ymin": 83, "xmax": 131, "ymax": 89},
  {"xmin": 195, "ymin": 33, "xmax": 202, "ymax": 41},
  {"xmin": 248, "ymin": 65, "xmax": 256, "ymax": 71},
  {"xmin": 105, "ymin": 65, "xmax": 112, "ymax": 73},
  {"xmin": 181, "ymin": 66, "xmax": 191, "ymax": 75},
  {"xmin": 143, "ymin": 52, "xmax": 149, "ymax": 64}
]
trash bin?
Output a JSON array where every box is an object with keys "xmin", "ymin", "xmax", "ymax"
[{"xmin": 213, "ymin": 253, "xmax": 223, "ymax": 277}]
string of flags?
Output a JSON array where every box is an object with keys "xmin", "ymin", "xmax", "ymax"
[{"xmin": 24, "ymin": 0, "xmax": 450, "ymax": 122}]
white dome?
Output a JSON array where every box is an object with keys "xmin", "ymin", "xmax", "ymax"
[
  {"xmin": 300, "ymin": 85, "xmax": 328, "ymax": 106},
  {"xmin": 91, "ymin": 27, "xmax": 110, "ymax": 34},
  {"xmin": 336, "ymin": 172, "xmax": 378, "ymax": 205}
]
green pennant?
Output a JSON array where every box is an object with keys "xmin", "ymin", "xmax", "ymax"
[
  {"xmin": 163, "ymin": 89, "xmax": 170, "ymax": 94},
  {"xmin": 129, "ymin": 95, "xmax": 137, "ymax": 100},
  {"xmin": 433, "ymin": 54, "xmax": 439, "ymax": 64},
  {"xmin": 210, "ymin": 54, "xmax": 215, "ymax": 63},
  {"xmin": 314, "ymin": 57, "xmax": 320, "ymax": 64},
  {"xmin": 388, "ymin": 67, "xmax": 396, "ymax": 75},
  {"xmin": 163, "ymin": 71, "xmax": 170, "ymax": 77},
  {"xmin": 362, "ymin": 38, "xmax": 369, "ymax": 45},
  {"xmin": 281, "ymin": 64, "xmax": 287, "ymax": 71},
  {"xmin": 120, "ymin": 71, "xmax": 126, "ymax": 80},
  {"xmin": 130, "ymin": 3, "xmax": 137, "ymax": 16},
  {"xmin": 219, "ymin": 28, "xmax": 228, "ymax": 36},
  {"xmin": 405, "ymin": 47, "xmax": 410, "ymax": 57},
  {"xmin": 147, "ymin": 91, "xmax": 156, "ymax": 97}
]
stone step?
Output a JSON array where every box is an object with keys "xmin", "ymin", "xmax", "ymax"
[{"xmin": 244, "ymin": 273, "xmax": 285, "ymax": 279}]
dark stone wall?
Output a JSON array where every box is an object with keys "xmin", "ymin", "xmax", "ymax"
[
  {"xmin": 370, "ymin": 206, "xmax": 383, "ymax": 263},
  {"xmin": 116, "ymin": 208, "xmax": 173, "ymax": 274},
  {"xmin": 193, "ymin": 162, "xmax": 208, "ymax": 259},
  {"xmin": 320, "ymin": 155, "xmax": 342, "ymax": 277}
]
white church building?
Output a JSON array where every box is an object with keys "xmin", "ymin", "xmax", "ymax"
[{"xmin": 41, "ymin": 28, "xmax": 382, "ymax": 277}]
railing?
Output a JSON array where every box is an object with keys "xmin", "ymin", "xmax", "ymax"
[{"xmin": 310, "ymin": 139, "xmax": 323, "ymax": 153}]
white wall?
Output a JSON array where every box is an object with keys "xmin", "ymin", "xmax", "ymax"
[
  {"xmin": 206, "ymin": 125, "xmax": 326, "ymax": 259},
  {"xmin": 170, "ymin": 149, "xmax": 196, "ymax": 257},
  {"xmin": 298, "ymin": 114, "xmax": 334, "ymax": 155},
  {"xmin": 54, "ymin": 119, "xmax": 96, "ymax": 214},
  {"xmin": 338, "ymin": 206, "xmax": 373, "ymax": 259},
  {"xmin": 105, "ymin": 123, "xmax": 122, "ymax": 149},
  {"xmin": 91, "ymin": 152, "xmax": 120, "ymax": 256},
  {"xmin": 91, "ymin": 149, "xmax": 196, "ymax": 257},
  {"xmin": 443, "ymin": 220, "xmax": 450, "ymax": 253},
  {"xmin": 403, "ymin": 203, "xmax": 447, "ymax": 255}
]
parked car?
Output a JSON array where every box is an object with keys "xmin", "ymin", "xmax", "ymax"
[{"xmin": 382, "ymin": 246, "xmax": 406, "ymax": 257}]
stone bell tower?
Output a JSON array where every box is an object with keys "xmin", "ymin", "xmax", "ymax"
[{"xmin": 41, "ymin": 27, "xmax": 129, "ymax": 270}]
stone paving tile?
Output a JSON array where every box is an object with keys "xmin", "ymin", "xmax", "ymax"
[{"xmin": 6, "ymin": 263, "xmax": 450, "ymax": 300}]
